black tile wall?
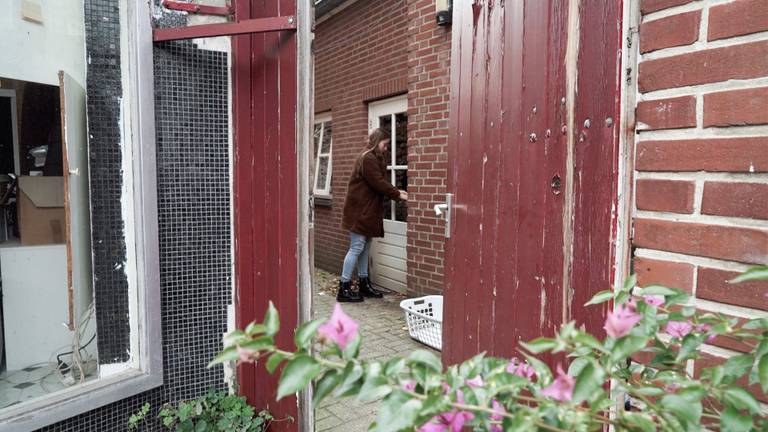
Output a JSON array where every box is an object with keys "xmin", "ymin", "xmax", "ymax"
[{"xmin": 38, "ymin": 1, "xmax": 231, "ymax": 430}]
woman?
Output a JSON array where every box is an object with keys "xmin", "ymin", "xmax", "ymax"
[{"xmin": 338, "ymin": 128, "xmax": 408, "ymax": 302}]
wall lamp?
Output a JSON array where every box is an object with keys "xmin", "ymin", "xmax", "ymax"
[{"xmin": 436, "ymin": 0, "xmax": 452, "ymax": 26}]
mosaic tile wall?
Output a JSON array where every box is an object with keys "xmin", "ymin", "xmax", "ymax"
[{"xmin": 39, "ymin": 1, "xmax": 231, "ymax": 430}]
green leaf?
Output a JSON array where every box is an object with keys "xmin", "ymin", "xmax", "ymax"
[
  {"xmin": 611, "ymin": 335, "xmax": 648, "ymax": 362},
  {"xmin": 571, "ymin": 360, "xmax": 605, "ymax": 404},
  {"xmin": 621, "ymin": 274, "xmax": 637, "ymax": 293},
  {"xmin": 245, "ymin": 321, "xmax": 266, "ymax": 336},
  {"xmin": 384, "ymin": 357, "xmax": 406, "ymax": 376},
  {"xmin": 675, "ymin": 334, "xmax": 703, "ymax": 362},
  {"xmin": 239, "ymin": 335, "xmax": 274, "ymax": 352},
  {"xmin": 573, "ymin": 332, "xmax": 608, "ymax": 353},
  {"xmin": 373, "ymin": 391, "xmax": 423, "ymax": 432},
  {"xmin": 660, "ymin": 394, "xmax": 702, "ymax": 426},
  {"xmin": 637, "ymin": 285, "xmax": 678, "ymax": 297},
  {"xmin": 342, "ymin": 333, "xmax": 362, "ymax": 360},
  {"xmin": 522, "ymin": 353, "xmax": 552, "ymax": 383},
  {"xmin": 335, "ymin": 363, "xmax": 364, "ymax": 397},
  {"xmin": 633, "ymin": 387, "xmax": 665, "ymax": 397},
  {"xmin": 208, "ymin": 346, "xmax": 240, "ymax": 367},
  {"xmin": 265, "ymin": 352, "xmax": 286, "ymax": 374},
  {"xmin": 264, "ymin": 302, "xmax": 280, "ymax": 337},
  {"xmin": 520, "ymin": 337, "xmax": 557, "ymax": 354},
  {"xmin": 729, "ymin": 266, "xmax": 768, "ymax": 284},
  {"xmin": 620, "ymin": 412, "xmax": 656, "ymax": 432},
  {"xmin": 585, "ymin": 290, "xmax": 613, "ymax": 306},
  {"xmin": 759, "ymin": 354, "xmax": 768, "ymax": 394},
  {"xmin": 408, "ymin": 350, "xmax": 442, "ymax": 373},
  {"xmin": 724, "ymin": 354, "xmax": 753, "ymax": 381},
  {"xmin": 294, "ymin": 319, "xmax": 323, "ymax": 349},
  {"xmin": 721, "ymin": 406, "xmax": 753, "ymax": 432},
  {"xmin": 743, "ymin": 318, "xmax": 768, "ymax": 330},
  {"xmin": 276, "ymin": 355, "xmax": 321, "ymax": 400},
  {"xmin": 358, "ymin": 363, "xmax": 392, "ymax": 402},
  {"xmin": 703, "ymin": 365, "xmax": 725, "ymax": 387},
  {"xmin": 724, "ymin": 387, "xmax": 761, "ymax": 414},
  {"xmin": 313, "ymin": 370, "xmax": 342, "ymax": 406}
]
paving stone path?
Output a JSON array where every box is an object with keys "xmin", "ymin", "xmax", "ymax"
[{"xmin": 312, "ymin": 270, "xmax": 439, "ymax": 431}]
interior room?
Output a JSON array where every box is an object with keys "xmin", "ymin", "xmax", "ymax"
[{"xmin": 0, "ymin": 75, "xmax": 97, "ymax": 410}]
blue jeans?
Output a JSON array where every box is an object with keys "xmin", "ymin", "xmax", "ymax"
[{"xmin": 341, "ymin": 232, "xmax": 372, "ymax": 282}]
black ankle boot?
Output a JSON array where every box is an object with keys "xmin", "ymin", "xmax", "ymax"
[
  {"xmin": 337, "ymin": 280, "xmax": 363, "ymax": 303},
  {"xmin": 358, "ymin": 277, "xmax": 384, "ymax": 298}
]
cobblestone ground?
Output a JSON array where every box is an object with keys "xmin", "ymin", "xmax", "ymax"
[{"xmin": 313, "ymin": 270, "xmax": 439, "ymax": 432}]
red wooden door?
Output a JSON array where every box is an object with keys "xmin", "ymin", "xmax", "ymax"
[
  {"xmin": 233, "ymin": 0, "xmax": 298, "ymax": 429},
  {"xmin": 442, "ymin": 0, "xmax": 623, "ymax": 366}
]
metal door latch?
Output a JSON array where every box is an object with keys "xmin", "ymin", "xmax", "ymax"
[{"xmin": 433, "ymin": 193, "xmax": 453, "ymax": 238}]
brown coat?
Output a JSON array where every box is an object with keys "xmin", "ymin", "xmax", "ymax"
[{"xmin": 342, "ymin": 150, "xmax": 401, "ymax": 238}]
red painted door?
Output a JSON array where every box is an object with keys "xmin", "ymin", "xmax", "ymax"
[
  {"xmin": 442, "ymin": 0, "xmax": 623, "ymax": 366},
  {"xmin": 233, "ymin": 0, "xmax": 298, "ymax": 429}
]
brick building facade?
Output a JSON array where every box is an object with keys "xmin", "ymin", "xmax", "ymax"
[
  {"xmin": 632, "ymin": 0, "xmax": 768, "ymax": 394},
  {"xmin": 313, "ymin": 0, "xmax": 451, "ymax": 296}
]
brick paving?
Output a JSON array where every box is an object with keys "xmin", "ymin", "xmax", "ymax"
[{"xmin": 313, "ymin": 270, "xmax": 440, "ymax": 432}]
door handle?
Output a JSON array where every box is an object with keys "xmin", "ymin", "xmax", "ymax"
[{"xmin": 433, "ymin": 193, "xmax": 453, "ymax": 238}]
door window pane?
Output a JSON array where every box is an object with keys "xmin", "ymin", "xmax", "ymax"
[
  {"xmin": 395, "ymin": 200, "xmax": 407, "ymax": 222},
  {"xmin": 378, "ymin": 114, "xmax": 392, "ymax": 140},
  {"xmin": 395, "ymin": 112, "xmax": 407, "ymax": 166}
]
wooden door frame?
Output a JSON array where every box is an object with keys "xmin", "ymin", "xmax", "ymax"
[{"xmin": 232, "ymin": 0, "xmax": 313, "ymax": 431}]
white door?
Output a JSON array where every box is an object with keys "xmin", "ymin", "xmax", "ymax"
[{"xmin": 368, "ymin": 96, "xmax": 408, "ymax": 293}]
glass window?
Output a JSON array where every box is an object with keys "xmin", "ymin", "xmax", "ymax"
[{"xmin": 313, "ymin": 113, "xmax": 332, "ymax": 197}]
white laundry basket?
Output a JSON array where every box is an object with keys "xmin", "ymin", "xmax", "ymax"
[{"xmin": 400, "ymin": 295, "xmax": 443, "ymax": 351}]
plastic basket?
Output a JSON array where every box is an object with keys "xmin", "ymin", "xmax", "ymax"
[{"xmin": 399, "ymin": 295, "xmax": 443, "ymax": 351}]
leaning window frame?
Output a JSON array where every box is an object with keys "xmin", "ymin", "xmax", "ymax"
[
  {"xmin": 0, "ymin": 1, "xmax": 162, "ymax": 430},
  {"xmin": 312, "ymin": 112, "xmax": 333, "ymax": 198}
]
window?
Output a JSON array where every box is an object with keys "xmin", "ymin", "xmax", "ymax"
[
  {"xmin": 313, "ymin": 112, "xmax": 332, "ymax": 197},
  {"xmin": 0, "ymin": 0, "xmax": 162, "ymax": 429}
]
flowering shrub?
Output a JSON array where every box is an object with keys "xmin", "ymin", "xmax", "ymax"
[{"xmin": 212, "ymin": 266, "xmax": 768, "ymax": 431}]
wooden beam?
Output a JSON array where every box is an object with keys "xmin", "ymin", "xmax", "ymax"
[
  {"xmin": 161, "ymin": 0, "xmax": 233, "ymax": 16},
  {"xmin": 153, "ymin": 16, "xmax": 296, "ymax": 42}
]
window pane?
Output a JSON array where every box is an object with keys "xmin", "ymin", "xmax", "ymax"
[
  {"xmin": 378, "ymin": 114, "xmax": 392, "ymax": 140},
  {"xmin": 320, "ymin": 121, "xmax": 332, "ymax": 154},
  {"xmin": 316, "ymin": 156, "xmax": 329, "ymax": 190},
  {"xmin": 395, "ymin": 200, "xmax": 407, "ymax": 222},
  {"xmin": 395, "ymin": 168, "xmax": 407, "ymax": 191},
  {"xmin": 313, "ymin": 123, "xmax": 322, "ymax": 156},
  {"xmin": 395, "ymin": 112, "xmax": 407, "ymax": 166},
  {"xmin": 383, "ymin": 197, "xmax": 392, "ymax": 220}
]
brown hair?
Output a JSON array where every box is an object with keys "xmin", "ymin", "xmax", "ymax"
[{"xmin": 355, "ymin": 128, "xmax": 390, "ymax": 177}]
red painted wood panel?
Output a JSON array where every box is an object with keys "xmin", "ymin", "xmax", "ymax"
[
  {"xmin": 234, "ymin": 0, "xmax": 298, "ymax": 429},
  {"xmin": 443, "ymin": 0, "xmax": 623, "ymax": 366}
]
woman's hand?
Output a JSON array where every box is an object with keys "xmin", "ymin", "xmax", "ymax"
[{"xmin": 399, "ymin": 190, "xmax": 408, "ymax": 201}]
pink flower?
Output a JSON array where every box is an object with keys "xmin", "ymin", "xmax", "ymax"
[
  {"xmin": 643, "ymin": 295, "xmax": 665, "ymax": 307},
  {"xmin": 402, "ymin": 380, "xmax": 417, "ymax": 392},
  {"xmin": 507, "ymin": 358, "xmax": 536, "ymax": 379},
  {"xmin": 541, "ymin": 365, "xmax": 575, "ymax": 402},
  {"xmin": 604, "ymin": 303, "xmax": 642, "ymax": 338},
  {"xmin": 490, "ymin": 400, "xmax": 505, "ymax": 432},
  {"xmin": 466, "ymin": 375, "xmax": 484, "ymax": 388},
  {"xmin": 418, "ymin": 411, "xmax": 475, "ymax": 432},
  {"xmin": 236, "ymin": 345, "xmax": 257, "ymax": 362},
  {"xmin": 665, "ymin": 321, "xmax": 693, "ymax": 339},
  {"xmin": 318, "ymin": 303, "xmax": 359, "ymax": 350}
]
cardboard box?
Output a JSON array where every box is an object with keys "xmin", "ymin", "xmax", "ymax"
[{"xmin": 17, "ymin": 176, "xmax": 65, "ymax": 245}]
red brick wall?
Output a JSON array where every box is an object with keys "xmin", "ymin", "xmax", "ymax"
[
  {"xmin": 633, "ymin": 0, "xmax": 768, "ymax": 368},
  {"xmin": 313, "ymin": 0, "xmax": 451, "ymax": 296},
  {"xmin": 405, "ymin": 0, "xmax": 451, "ymax": 295},
  {"xmin": 313, "ymin": 0, "xmax": 409, "ymax": 274}
]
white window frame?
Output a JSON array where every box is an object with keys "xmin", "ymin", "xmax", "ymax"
[
  {"xmin": 368, "ymin": 95, "xmax": 407, "ymax": 222},
  {"xmin": 0, "ymin": 1, "xmax": 163, "ymax": 430},
  {"xmin": 313, "ymin": 112, "xmax": 333, "ymax": 198}
]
